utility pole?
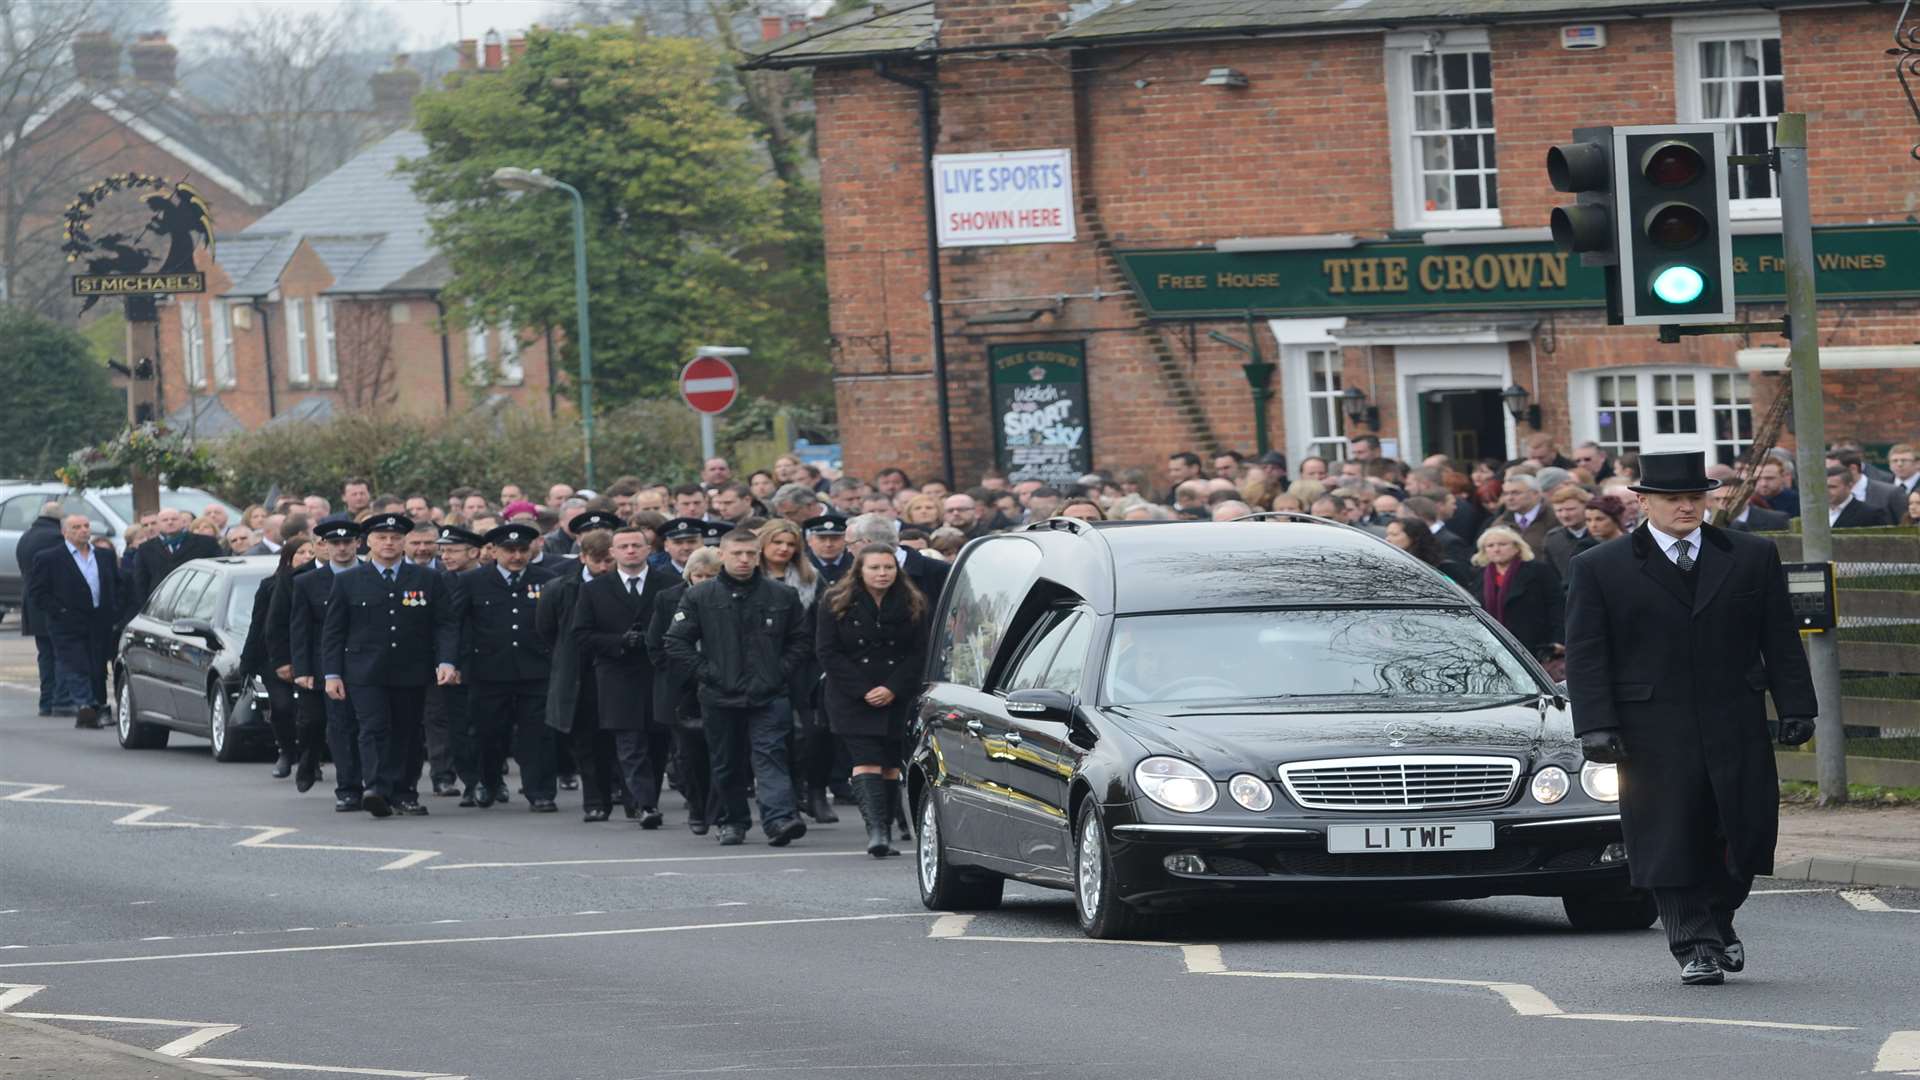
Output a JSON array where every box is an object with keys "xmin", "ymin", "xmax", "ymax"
[{"xmin": 1776, "ymin": 112, "xmax": 1847, "ymax": 803}]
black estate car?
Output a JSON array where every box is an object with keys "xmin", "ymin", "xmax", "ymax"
[
  {"xmin": 114, "ymin": 556, "xmax": 275, "ymax": 761},
  {"xmin": 909, "ymin": 517, "xmax": 1650, "ymax": 939}
]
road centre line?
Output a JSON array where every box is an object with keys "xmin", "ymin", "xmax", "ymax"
[
  {"xmin": 0, "ymin": 913, "xmax": 936, "ymax": 970},
  {"xmin": 428, "ymin": 851, "xmax": 869, "ymax": 870},
  {"xmin": 186, "ymin": 1059, "xmax": 466, "ymax": 1079}
]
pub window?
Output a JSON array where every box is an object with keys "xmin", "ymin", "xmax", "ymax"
[
  {"xmin": 179, "ymin": 301, "xmax": 206, "ymax": 388},
  {"xmin": 285, "ymin": 298, "xmax": 310, "ymax": 386},
  {"xmin": 1301, "ymin": 346, "xmax": 1349, "ymax": 461},
  {"xmin": 1674, "ymin": 15, "xmax": 1782, "ymax": 217},
  {"xmin": 1385, "ymin": 30, "xmax": 1499, "ymax": 230},
  {"xmin": 210, "ymin": 299, "xmax": 235, "ymax": 389},
  {"xmin": 1576, "ymin": 367, "xmax": 1752, "ymax": 465}
]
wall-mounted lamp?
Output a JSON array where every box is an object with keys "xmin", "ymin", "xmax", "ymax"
[
  {"xmin": 1202, "ymin": 67, "xmax": 1248, "ymax": 88},
  {"xmin": 1502, "ymin": 383, "xmax": 1543, "ymax": 429},
  {"xmin": 1340, "ymin": 386, "xmax": 1379, "ymax": 429}
]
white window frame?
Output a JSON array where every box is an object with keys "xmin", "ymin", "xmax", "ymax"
[
  {"xmin": 1384, "ymin": 28, "xmax": 1500, "ymax": 231},
  {"xmin": 285, "ymin": 297, "xmax": 310, "ymax": 386},
  {"xmin": 179, "ymin": 301, "xmax": 206, "ymax": 389},
  {"xmin": 1569, "ymin": 365, "xmax": 1754, "ymax": 465},
  {"xmin": 1269, "ymin": 318, "xmax": 1349, "ymax": 467},
  {"xmin": 210, "ymin": 299, "xmax": 235, "ymax": 389},
  {"xmin": 313, "ymin": 298, "xmax": 338, "ymax": 386},
  {"xmin": 496, "ymin": 322, "xmax": 525, "ymax": 386},
  {"xmin": 1673, "ymin": 13, "xmax": 1783, "ymax": 220},
  {"xmin": 466, "ymin": 322, "xmax": 490, "ymax": 379}
]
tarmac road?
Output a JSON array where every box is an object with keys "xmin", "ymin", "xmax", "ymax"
[{"xmin": 3, "ymin": 687, "xmax": 1918, "ymax": 1080}]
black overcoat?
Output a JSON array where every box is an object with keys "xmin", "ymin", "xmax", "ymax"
[
  {"xmin": 1469, "ymin": 558, "xmax": 1563, "ymax": 659},
  {"xmin": 644, "ymin": 581, "xmax": 700, "ymax": 730},
  {"xmin": 535, "ymin": 569, "xmax": 592, "ymax": 734},
  {"xmin": 814, "ymin": 586, "xmax": 929, "ymax": 738},
  {"xmin": 574, "ymin": 566, "xmax": 681, "ymax": 731},
  {"xmin": 1565, "ymin": 523, "xmax": 1817, "ymax": 887}
]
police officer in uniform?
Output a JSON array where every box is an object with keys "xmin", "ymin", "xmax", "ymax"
[
  {"xmin": 1566, "ymin": 451, "xmax": 1817, "ymax": 985},
  {"xmin": 425, "ymin": 525, "xmax": 484, "ymax": 800},
  {"xmin": 321, "ymin": 511, "xmax": 462, "ymax": 818},
  {"xmin": 459, "ymin": 522, "xmax": 560, "ymax": 811},
  {"xmin": 803, "ymin": 514, "xmax": 852, "ymax": 584},
  {"xmin": 655, "ymin": 517, "xmax": 704, "ymax": 576},
  {"xmin": 289, "ymin": 517, "xmax": 361, "ymax": 807}
]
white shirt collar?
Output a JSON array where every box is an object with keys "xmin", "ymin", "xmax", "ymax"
[
  {"xmin": 620, "ymin": 566, "xmax": 647, "ymax": 587},
  {"xmin": 1851, "ymin": 474, "xmax": 1869, "ymax": 501},
  {"xmin": 1647, "ymin": 523, "xmax": 1703, "ymax": 563},
  {"xmin": 1514, "ymin": 504, "xmax": 1538, "ymax": 528},
  {"xmin": 1426, "ymin": 519, "xmax": 1446, "ymax": 534},
  {"xmin": 67, "ymin": 540, "xmax": 91, "ymax": 558}
]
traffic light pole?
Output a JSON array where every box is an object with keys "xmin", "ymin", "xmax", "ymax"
[{"xmin": 1775, "ymin": 112, "xmax": 1848, "ymax": 803}]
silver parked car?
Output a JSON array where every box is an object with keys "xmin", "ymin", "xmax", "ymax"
[{"xmin": 0, "ymin": 483, "xmax": 239, "ymax": 620}]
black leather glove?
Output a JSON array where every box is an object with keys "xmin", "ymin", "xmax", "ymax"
[
  {"xmin": 1778, "ymin": 717, "xmax": 1816, "ymax": 747},
  {"xmin": 1579, "ymin": 729, "xmax": 1628, "ymax": 765},
  {"xmin": 620, "ymin": 628, "xmax": 644, "ymax": 652}
]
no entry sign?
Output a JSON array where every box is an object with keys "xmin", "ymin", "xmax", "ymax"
[{"xmin": 680, "ymin": 355, "xmax": 739, "ymax": 415}]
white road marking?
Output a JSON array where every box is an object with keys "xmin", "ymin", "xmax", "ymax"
[
  {"xmin": 0, "ymin": 910, "xmax": 18, "ymax": 915},
  {"xmin": 0, "ymin": 912, "xmax": 936, "ymax": 970},
  {"xmin": 140, "ymin": 936, "xmax": 174, "ymax": 941},
  {"xmin": 1542, "ymin": 1012, "xmax": 1855, "ymax": 1032},
  {"xmin": 0, "ymin": 983, "xmax": 46, "ymax": 1010},
  {"xmin": 925, "ymin": 914, "xmax": 973, "ymax": 939},
  {"xmin": 1843, "ymin": 890, "xmax": 1895, "ymax": 912},
  {"xmin": 429, "ymin": 851, "xmax": 865, "ymax": 870},
  {"xmin": 187, "ymin": 1059, "xmax": 466, "ymax": 1079},
  {"xmin": 1875, "ymin": 1030, "xmax": 1920, "ymax": 1074},
  {"xmin": 1179, "ymin": 944, "xmax": 1224, "ymax": 974},
  {"xmin": 128, "ymin": 900, "xmax": 157, "ymax": 906},
  {"xmin": 571, "ymin": 911, "xmax": 606, "ymax": 916},
  {"xmin": 153, "ymin": 1024, "xmax": 245, "ymax": 1056},
  {"xmin": 1750, "ymin": 887, "xmax": 1833, "ymax": 895},
  {"xmin": 0, "ymin": 781, "xmax": 439, "ymax": 871}
]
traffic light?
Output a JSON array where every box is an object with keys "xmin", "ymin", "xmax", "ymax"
[
  {"xmin": 1547, "ymin": 126, "xmax": 1621, "ymax": 323},
  {"xmin": 1613, "ymin": 124, "xmax": 1733, "ymax": 326}
]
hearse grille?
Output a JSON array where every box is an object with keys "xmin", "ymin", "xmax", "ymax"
[{"xmin": 1277, "ymin": 755, "xmax": 1520, "ymax": 811}]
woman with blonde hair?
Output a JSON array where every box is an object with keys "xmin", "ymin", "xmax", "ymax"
[
  {"xmin": 902, "ymin": 493, "xmax": 942, "ymax": 530},
  {"xmin": 1286, "ymin": 478, "xmax": 1326, "ymax": 508},
  {"xmin": 755, "ymin": 518, "xmax": 816, "ymax": 606},
  {"xmin": 1470, "ymin": 524, "xmax": 1564, "ymax": 673},
  {"xmin": 755, "ymin": 517, "xmax": 834, "ymax": 822}
]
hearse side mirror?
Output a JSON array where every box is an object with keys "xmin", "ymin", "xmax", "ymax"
[
  {"xmin": 1005, "ymin": 688, "xmax": 1076, "ymax": 723},
  {"xmin": 172, "ymin": 617, "xmax": 217, "ymax": 641}
]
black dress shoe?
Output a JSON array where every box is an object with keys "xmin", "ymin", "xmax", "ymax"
[
  {"xmin": 558, "ymin": 774, "xmax": 580, "ymax": 791},
  {"xmin": 74, "ymin": 706, "xmax": 101, "ymax": 729},
  {"xmin": 363, "ymin": 792, "xmax": 393, "ymax": 818},
  {"xmin": 638, "ymin": 807, "xmax": 663, "ymax": 830},
  {"xmin": 766, "ymin": 817, "xmax": 807, "ymax": 847},
  {"xmin": 1719, "ymin": 940, "xmax": 1744, "ymax": 973},
  {"xmin": 432, "ymin": 780, "xmax": 460, "ymax": 797},
  {"xmin": 458, "ymin": 788, "xmax": 478, "ymax": 808},
  {"xmin": 623, "ymin": 804, "xmax": 639, "ymax": 820},
  {"xmin": 1680, "ymin": 956, "xmax": 1725, "ymax": 985},
  {"xmin": 295, "ymin": 750, "xmax": 319, "ymax": 793},
  {"xmin": 398, "ymin": 801, "xmax": 429, "ymax": 816},
  {"xmin": 530, "ymin": 799, "xmax": 558, "ymax": 813},
  {"xmin": 271, "ymin": 752, "xmax": 294, "ymax": 779},
  {"xmin": 583, "ymin": 807, "xmax": 610, "ymax": 822},
  {"xmin": 688, "ymin": 819, "xmax": 709, "ymax": 836},
  {"xmin": 718, "ymin": 824, "xmax": 746, "ymax": 846},
  {"xmin": 474, "ymin": 785, "xmax": 496, "ymax": 808},
  {"xmin": 334, "ymin": 795, "xmax": 363, "ymax": 812}
]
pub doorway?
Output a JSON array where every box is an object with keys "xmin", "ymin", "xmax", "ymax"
[{"xmin": 1419, "ymin": 388, "xmax": 1507, "ymax": 463}]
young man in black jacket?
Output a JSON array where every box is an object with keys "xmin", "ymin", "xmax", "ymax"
[{"xmin": 662, "ymin": 528, "xmax": 811, "ymax": 846}]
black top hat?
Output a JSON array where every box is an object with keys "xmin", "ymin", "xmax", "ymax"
[
  {"xmin": 486, "ymin": 523, "xmax": 541, "ymax": 548},
  {"xmin": 698, "ymin": 520, "xmax": 732, "ymax": 546},
  {"xmin": 567, "ymin": 510, "xmax": 623, "ymax": 537},
  {"xmin": 1628, "ymin": 451, "xmax": 1722, "ymax": 494},
  {"xmin": 362, "ymin": 511, "xmax": 412, "ymax": 535},
  {"xmin": 315, "ymin": 515, "xmax": 361, "ymax": 542},
  {"xmin": 660, "ymin": 516, "xmax": 704, "ymax": 541},
  {"xmin": 437, "ymin": 525, "xmax": 482, "ymax": 548},
  {"xmin": 802, "ymin": 513, "xmax": 847, "ymax": 536}
]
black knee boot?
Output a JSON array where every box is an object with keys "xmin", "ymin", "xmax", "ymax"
[{"xmin": 853, "ymin": 774, "xmax": 897, "ymax": 858}]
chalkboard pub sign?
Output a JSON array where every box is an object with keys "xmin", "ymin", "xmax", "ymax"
[{"xmin": 990, "ymin": 341, "xmax": 1092, "ymax": 487}]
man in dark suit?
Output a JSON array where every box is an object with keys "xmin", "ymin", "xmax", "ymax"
[
  {"xmin": 290, "ymin": 517, "xmax": 363, "ymax": 806},
  {"xmin": 1827, "ymin": 449, "xmax": 1906, "ymax": 525},
  {"xmin": 27, "ymin": 514, "xmax": 119, "ymax": 727},
  {"xmin": 574, "ymin": 525, "xmax": 682, "ymax": 827},
  {"xmin": 1708, "ymin": 487, "xmax": 1790, "ymax": 533},
  {"xmin": 456, "ymin": 523, "xmax": 558, "ymax": 811},
  {"xmin": 1566, "ymin": 451, "xmax": 1817, "ymax": 986},
  {"xmin": 539, "ymin": 529, "xmax": 619, "ymax": 820},
  {"xmin": 1487, "ymin": 475, "xmax": 1553, "ymax": 553},
  {"xmin": 127, "ymin": 507, "xmax": 222, "ymax": 618},
  {"xmin": 16, "ymin": 502, "xmax": 66, "ymax": 716},
  {"xmin": 321, "ymin": 512, "xmax": 461, "ymax": 818},
  {"xmin": 1824, "ymin": 466, "xmax": 1893, "ymax": 528}
]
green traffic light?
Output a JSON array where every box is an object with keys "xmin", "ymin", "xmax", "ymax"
[{"xmin": 1651, "ymin": 264, "xmax": 1706, "ymax": 305}]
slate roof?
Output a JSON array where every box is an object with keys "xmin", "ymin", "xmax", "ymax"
[
  {"xmin": 102, "ymin": 86, "xmax": 271, "ymax": 207},
  {"xmin": 166, "ymin": 394, "xmax": 246, "ymax": 438},
  {"xmin": 222, "ymin": 128, "xmax": 436, "ymax": 297},
  {"xmin": 263, "ymin": 396, "xmax": 338, "ymax": 427},
  {"xmin": 743, "ymin": 0, "xmax": 1815, "ymax": 66}
]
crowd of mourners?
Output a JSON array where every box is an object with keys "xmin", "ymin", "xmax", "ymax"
[{"xmin": 17, "ymin": 436, "xmax": 1917, "ymax": 854}]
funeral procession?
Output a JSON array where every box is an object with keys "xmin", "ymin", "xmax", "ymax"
[{"xmin": 3, "ymin": 1, "xmax": 1920, "ymax": 1078}]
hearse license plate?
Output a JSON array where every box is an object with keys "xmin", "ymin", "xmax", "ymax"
[{"xmin": 1326, "ymin": 822, "xmax": 1495, "ymax": 853}]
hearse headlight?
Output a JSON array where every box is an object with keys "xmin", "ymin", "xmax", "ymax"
[
  {"xmin": 1581, "ymin": 761, "xmax": 1620, "ymax": 803},
  {"xmin": 1227, "ymin": 773, "xmax": 1273, "ymax": 812},
  {"xmin": 1134, "ymin": 757, "xmax": 1218, "ymax": 813},
  {"xmin": 1530, "ymin": 766, "xmax": 1570, "ymax": 805}
]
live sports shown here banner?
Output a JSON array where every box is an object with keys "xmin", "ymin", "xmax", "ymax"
[
  {"xmin": 990, "ymin": 341, "xmax": 1092, "ymax": 488},
  {"xmin": 933, "ymin": 148, "xmax": 1076, "ymax": 248}
]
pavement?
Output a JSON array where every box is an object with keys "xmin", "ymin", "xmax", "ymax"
[{"xmin": 3, "ymin": 626, "xmax": 1920, "ymax": 1080}]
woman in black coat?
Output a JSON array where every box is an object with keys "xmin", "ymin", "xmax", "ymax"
[
  {"xmin": 242, "ymin": 537, "xmax": 315, "ymax": 778},
  {"xmin": 1469, "ymin": 525, "xmax": 1565, "ymax": 675},
  {"xmin": 815, "ymin": 543, "xmax": 930, "ymax": 857}
]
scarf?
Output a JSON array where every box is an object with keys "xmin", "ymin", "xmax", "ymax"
[{"xmin": 1481, "ymin": 562, "xmax": 1514, "ymax": 625}]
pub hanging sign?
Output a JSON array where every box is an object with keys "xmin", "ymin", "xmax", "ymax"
[
  {"xmin": 63, "ymin": 172, "xmax": 215, "ymax": 314},
  {"xmin": 990, "ymin": 341, "xmax": 1092, "ymax": 488}
]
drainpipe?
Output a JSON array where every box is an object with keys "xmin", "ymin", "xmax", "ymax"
[
  {"xmin": 248, "ymin": 300, "xmax": 278, "ymax": 420},
  {"xmin": 433, "ymin": 297, "xmax": 454, "ymax": 413},
  {"xmin": 874, "ymin": 60, "xmax": 955, "ymax": 486}
]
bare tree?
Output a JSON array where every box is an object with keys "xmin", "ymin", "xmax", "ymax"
[
  {"xmin": 335, "ymin": 300, "xmax": 397, "ymax": 410},
  {"xmin": 190, "ymin": 3, "xmax": 401, "ymax": 207}
]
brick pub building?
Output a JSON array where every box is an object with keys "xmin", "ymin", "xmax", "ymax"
[{"xmin": 747, "ymin": 0, "xmax": 1920, "ymax": 484}]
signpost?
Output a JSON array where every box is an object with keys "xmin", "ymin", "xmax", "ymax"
[{"xmin": 681, "ymin": 348, "xmax": 745, "ymax": 463}]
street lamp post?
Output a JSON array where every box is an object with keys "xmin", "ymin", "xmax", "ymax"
[{"xmin": 492, "ymin": 166, "xmax": 595, "ymax": 488}]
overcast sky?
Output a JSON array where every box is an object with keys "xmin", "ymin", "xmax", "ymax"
[{"xmin": 170, "ymin": 0, "xmax": 565, "ymax": 52}]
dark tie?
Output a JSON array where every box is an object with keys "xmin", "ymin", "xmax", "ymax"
[
  {"xmin": 1673, "ymin": 539, "xmax": 1694, "ymax": 572},
  {"xmin": 507, "ymin": 571, "xmax": 520, "ymax": 590},
  {"xmin": 382, "ymin": 567, "xmax": 395, "ymax": 584},
  {"xmin": 627, "ymin": 576, "xmax": 639, "ymax": 598}
]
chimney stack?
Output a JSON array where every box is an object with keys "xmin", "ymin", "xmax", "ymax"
[
  {"xmin": 457, "ymin": 38, "xmax": 477, "ymax": 69},
  {"xmin": 482, "ymin": 29, "xmax": 503, "ymax": 69},
  {"xmin": 128, "ymin": 31, "xmax": 177, "ymax": 86},
  {"xmin": 507, "ymin": 35, "xmax": 527, "ymax": 63},
  {"xmin": 369, "ymin": 54, "xmax": 422, "ymax": 121},
  {"xmin": 786, "ymin": 13, "xmax": 808, "ymax": 34},
  {"xmin": 760, "ymin": 15, "xmax": 784, "ymax": 41},
  {"xmin": 71, "ymin": 31, "xmax": 120, "ymax": 82}
]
